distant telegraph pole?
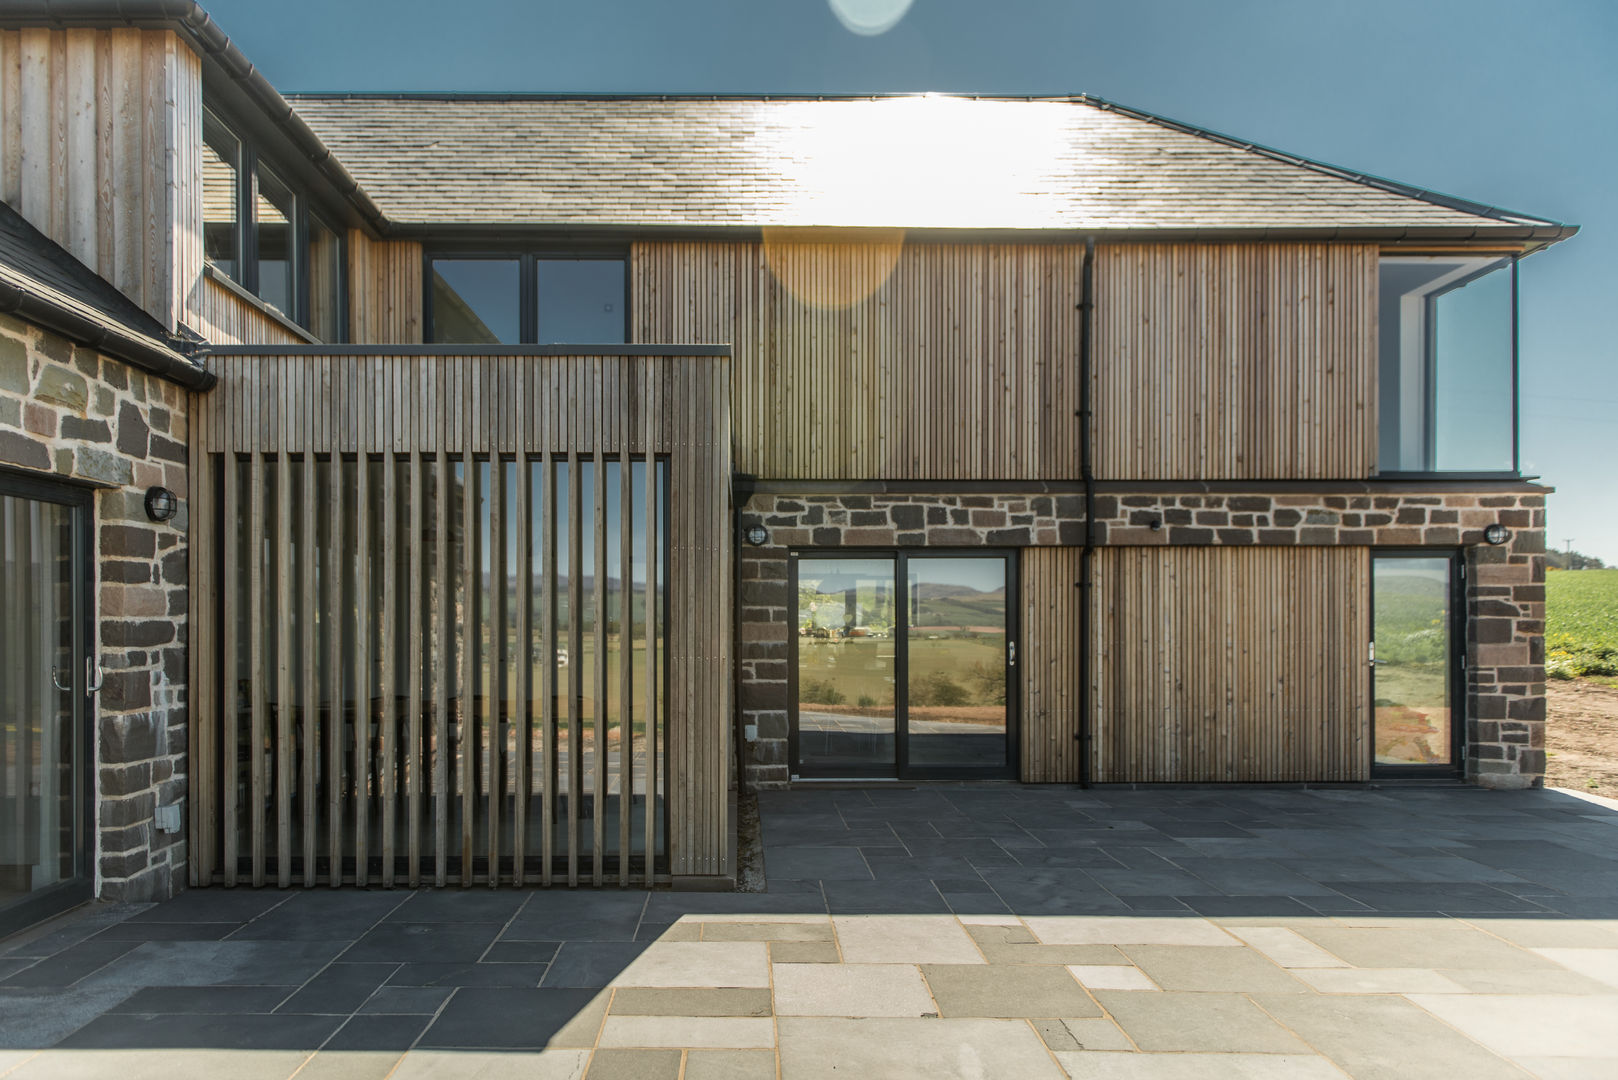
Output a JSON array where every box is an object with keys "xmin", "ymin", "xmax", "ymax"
[{"xmin": 1564, "ymin": 539, "xmax": 1575, "ymax": 556}]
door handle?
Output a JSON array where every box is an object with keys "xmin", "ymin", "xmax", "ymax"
[
  {"xmin": 52, "ymin": 657, "xmax": 103, "ymax": 695},
  {"xmin": 1007, "ymin": 641, "xmax": 1016, "ymax": 668}
]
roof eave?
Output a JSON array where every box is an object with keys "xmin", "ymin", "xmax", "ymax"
[
  {"xmin": 0, "ymin": 1, "xmax": 388, "ymax": 237},
  {"xmin": 0, "ymin": 266, "xmax": 216, "ymax": 391}
]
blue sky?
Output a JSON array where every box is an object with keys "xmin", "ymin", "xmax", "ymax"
[{"xmin": 206, "ymin": 0, "xmax": 1618, "ymax": 561}]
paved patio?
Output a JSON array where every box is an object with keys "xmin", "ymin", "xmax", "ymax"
[{"xmin": 2, "ymin": 785, "xmax": 1616, "ymax": 1079}]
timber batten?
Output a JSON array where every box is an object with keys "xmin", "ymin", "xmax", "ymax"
[
  {"xmin": 1091, "ymin": 546, "xmax": 1370, "ymax": 783},
  {"xmin": 188, "ymin": 349, "xmax": 732, "ymax": 885}
]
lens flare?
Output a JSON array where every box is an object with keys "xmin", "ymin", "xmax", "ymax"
[
  {"xmin": 827, "ymin": 0, "xmax": 915, "ymax": 36},
  {"xmin": 761, "ymin": 227, "xmax": 906, "ymax": 311}
]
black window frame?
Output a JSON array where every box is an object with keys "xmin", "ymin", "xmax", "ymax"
[
  {"xmin": 201, "ymin": 105, "xmax": 349, "ymax": 344},
  {"xmin": 787, "ymin": 547, "xmax": 1021, "ymax": 782},
  {"xmin": 1368, "ymin": 547, "xmax": 1467, "ymax": 780},
  {"xmin": 423, "ymin": 245, "xmax": 631, "ymax": 345}
]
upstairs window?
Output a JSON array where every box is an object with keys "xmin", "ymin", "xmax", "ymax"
[
  {"xmin": 427, "ymin": 253, "xmax": 626, "ymax": 345},
  {"xmin": 202, "ymin": 113, "xmax": 241, "ymax": 279},
  {"xmin": 201, "ymin": 107, "xmax": 347, "ymax": 343},
  {"xmin": 1378, "ymin": 255, "xmax": 1517, "ymax": 474}
]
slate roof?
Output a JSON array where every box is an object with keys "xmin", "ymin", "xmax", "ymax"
[
  {"xmin": 0, "ymin": 202, "xmax": 210, "ymax": 388},
  {"xmin": 285, "ymin": 94, "xmax": 1568, "ymax": 237}
]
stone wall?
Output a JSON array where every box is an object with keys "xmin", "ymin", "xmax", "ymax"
[
  {"xmin": 0, "ymin": 313, "xmax": 190, "ymax": 901},
  {"xmin": 738, "ymin": 487, "xmax": 1546, "ymax": 791}
]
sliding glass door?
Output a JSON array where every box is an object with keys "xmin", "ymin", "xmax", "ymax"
[
  {"xmin": 792, "ymin": 551, "xmax": 1016, "ymax": 779},
  {"xmin": 1, "ymin": 473, "xmax": 92, "ymax": 936}
]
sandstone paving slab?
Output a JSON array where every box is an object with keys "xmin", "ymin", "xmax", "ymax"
[
  {"xmin": 609, "ymin": 987, "xmax": 772, "ymax": 1016},
  {"xmin": 831, "ymin": 915, "xmax": 982, "ymax": 964},
  {"xmin": 768, "ymin": 941, "xmax": 839, "ymax": 964},
  {"xmin": 1532, "ymin": 947, "xmax": 1618, "ymax": 989},
  {"xmin": 597, "ymin": 1016, "xmax": 775, "ymax": 1049},
  {"xmin": 1024, "ymin": 916, "xmax": 1239, "ymax": 947},
  {"xmin": 673, "ymin": 913, "xmax": 829, "ymax": 925},
  {"xmin": 292, "ymin": 1050, "xmax": 406, "ymax": 1080},
  {"xmin": 966, "ymin": 924, "xmax": 1124, "ymax": 965},
  {"xmin": 1510, "ymin": 1057, "xmax": 1618, "ymax": 1080},
  {"xmin": 390, "ymin": 1048, "xmax": 593, "ymax": 1080},
  {"xmin": 1292, "ymin": 967, "xmax": 1471, "ymax": 994},
  {"xmin": 1066, "ymin": 964, "xmax": 1157, "ymax": 990},
  {"xmin": 1119, "ymin": 945, "xmax": 1309, "ymax": 993},
  {"xmin": 582, "ymin": 1047, "xmax": 681, "ymax": 1080},
  {"xmin": 1435, "ymin": 966, "xmax": 1618, "ymax": 995},
  {"xmin": 1253, "ymin": 992, "xmax": 1535, "ymax": 1079},
  {"xmin": 683, "ymin": 1049, "xmax": 777, "ymax": 1080},
  {"xmin": 1407, "ymin": 993, "xmax": 1618, "ymax": 1061},
  {"xmin": 1, "ymin": 1048, "xmax": 312, "ymax": 1080},
  {"xmin": 1030, "ymin": 1017, "xmax": 1132, "ymax": 1051},
  {"xmin": 609, "ymin": 941, "xmax": 770, "ymax": 988},
  {"xmin": 919, "ymin": 963, "xmax": 1097, "ymax": 1018},
  {"xmin": 775, "ymin": 1016, "xmax": 1066, "ymax": 1080},
  {"xmin": 698, "ymin": 921, "xmax": 832, "ymax": 942},
  {"xmin": 1227, "ymin": 926, "xmax": 1347, "ymax": 968},
  {"xmin": 771, "ymin": 962, "xmax": 935, "ymax": 1017},
  {"xmin": 1468, "ymin": 919, "xmax": 1618, "ymax": 950},
  {"xmin": 1050, "ymin": 1051, "xmax": 1345, "ymax": 1079},
  {"xmin": 1294, "ymin": 925, "xmax": 1555, "ymax": 971},
  {"xmin": 1093, "ymin": 991, "xmax": 1310, "ymax": 1054}
]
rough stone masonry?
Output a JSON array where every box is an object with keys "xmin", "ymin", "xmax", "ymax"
[
  {"xmin": 0, "ymin": 313, "xmax": 191, "ymax": 902},
  {"xmin": 738, "ymin": 488, "xmax": 1546, "ymax": 791}
]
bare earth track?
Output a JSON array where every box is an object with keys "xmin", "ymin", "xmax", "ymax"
[{"xmin": 1546, "ymin": 678, "xmax": 1618, "ymax": 799}]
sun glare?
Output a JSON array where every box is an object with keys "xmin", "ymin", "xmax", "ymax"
[{"xmin": 827, "ymin": 0, "xmax": 916, "ymax": 36}]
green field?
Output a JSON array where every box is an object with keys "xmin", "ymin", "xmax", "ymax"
[{"xmin": 1546, "ymin": 568, "xmax": 1618, "ymax": 680}]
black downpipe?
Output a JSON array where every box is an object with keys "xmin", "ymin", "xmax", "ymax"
[{"xmin": 1076, "ymin": 238, "xmax": 1096, "ymax": 789}]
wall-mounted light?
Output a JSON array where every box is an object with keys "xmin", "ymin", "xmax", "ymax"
[
  {"xmin": 1483, "ymin": 523, "xmax": 1512, "ymax": 546},
  {"xmin": 744, "ymin": 524, "xmax": 769, "ymax": 547},
  {"xmin": 1148, "ymin": 518, "xmax": 1163, "ymax": 532},
  {"xmin": 144, "ymin": 486, "xmax": 178, "ymax": 523}
]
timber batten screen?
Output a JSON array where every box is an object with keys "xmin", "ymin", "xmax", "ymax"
[{"xmin": 188, "ymin": 350, "xmax": 732, "ymax": 886}]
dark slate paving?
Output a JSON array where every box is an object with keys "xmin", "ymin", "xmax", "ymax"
[{"xmin": 0, "ymin": 782, "xmax": 1612, "ymax": 1056}]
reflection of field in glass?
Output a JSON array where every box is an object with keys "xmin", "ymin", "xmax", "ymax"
[
  {"xmin": 798, "ymin": 635, "xmax": 1005, "ymax": 724},
  {"xmin": 1374, "ymin": 563, "xmax": 1451, "ymax": 764}
]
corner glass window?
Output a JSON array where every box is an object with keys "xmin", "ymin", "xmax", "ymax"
[
  {"xmin": 430, "ymin": 259, "xmax": 521, "ymax": 344},
  {"xmin": 536, "ymin": 258, "xmax": 626, "ymax": 343},
  {"xmin": 201, "ymin": 111, "xmax": 240, "ymax": 281},
  {"xmin": 1378, "ymin": 256, "xmax": 1516, "ymax": 474},
  {"xmin": 308, "ymin": 214, "xmax": 343, "ymax": 344},
  {"xmin": 254, "ymin": 165, "xmax": 297, "ymax": 317}
]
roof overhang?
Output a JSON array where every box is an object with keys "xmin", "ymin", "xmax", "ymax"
[{"xmin": 0, "ymin": 263, "xmax": 215, "ymax": 391}]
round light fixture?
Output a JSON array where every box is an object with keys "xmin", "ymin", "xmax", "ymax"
[
  {"xmin": 1483, "ymin": 523, "xmax": 1512, "ymax": 546},
  {"xmin": 745, "ymin": 524, "xmax": 769, "ymax": 547},
  {"xmin": 144, "ymin": 486, "xmax": 178, "ymax": 523}
]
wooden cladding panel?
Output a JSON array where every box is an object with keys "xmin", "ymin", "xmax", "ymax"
[
  {"xmin": 1091, "ymin": 546, "xmax": 1369, "ymax": 783},
  {"xmin": 1095, "ymin": 243, "xmax": 1377, "ymax": 480},
  {"xmin": 0, "ymin": 28, "xmax": 196, "ymax": 329},
  {"xmin": 1020, "ymin": 547, "xmax": 1084, "ymax": 783},
  {"xmin": 349, "ymin": 232, "xmax": 424, "ymax": 345},
  {"xmin": 190, "ymin": 351, "xmax": 732, "ymax": 882},
  {"xmin": 191, "ymin": 275, "xmax": 311, "ymax": 347},
  {"xmin": 632, "ymin": 241, "xmax": 1082, "ymax": 481}
]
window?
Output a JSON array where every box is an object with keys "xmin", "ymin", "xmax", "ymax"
[
  {"xmin": 1378, "ymin": 255, "xmax": 1516, "ymax": 474},
  {"xmin": 201, "ymin": 107, "xmax": 347, "ymax": 342},
  {"xmin": 427, "ymin": 253, "xmax": 626, "ymax": 344},
  {"xmin": 430, "ymin": 259, "xmax": 520, "ymax": 344},
  {"xmin": 201, "ymin": 113, "xmax": 240, "ymax": 280},
  {"xmin": 254, "ymin": 164, "xmax": 296, "ymax": 318}
]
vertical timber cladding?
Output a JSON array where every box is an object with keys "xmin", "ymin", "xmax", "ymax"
[
  {"xmin": 1095, "ymin": 243, "xmax": 1378, "ymax": 479},
  {"xmin": 632, "ymin": 241, "xmax": 1083, "ymax": 480},
  {"xmin": 1092, "ymin": 547, "xmax": 1370, "ymax": 782},
  {"xmin": 188, "ymin": 350, "xmax": 733, "ymax": 885},
  {"xmin": 1020, "ymin": 547, "xmax": 1085, "ymax": 783}
]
